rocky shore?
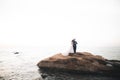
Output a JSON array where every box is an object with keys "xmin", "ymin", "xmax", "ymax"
[{"xmin": 37, "ymin": 52, "xmax": 120, "ymax": 79}]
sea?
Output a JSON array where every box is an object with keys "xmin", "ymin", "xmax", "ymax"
[{"xmin": 0, "ymin": 46, "xmax": 120, "ymax": 80}]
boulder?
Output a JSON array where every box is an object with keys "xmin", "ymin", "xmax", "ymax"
[{"xmin": 37, "ymin": 52, "xmax": 120, "ymax": 76}]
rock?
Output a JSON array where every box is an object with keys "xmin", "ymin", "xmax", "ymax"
[
  {"xmin": 37, "ymin": 52, "xmax": 120, "ymax": 76},
  {"xmin": 106, "ymin": 64, "xmax": 112, "ymax": 67},
  {"xmin": 0, "ymin": 76, "xmax": 5, "ymax": 80},
  {"xmin": 41, "ymin": 73, "xmax": 48, "ymax": 79},
  {"xmin": 14, "ymin": 52, "xmax": 19, "ymax": 54}
]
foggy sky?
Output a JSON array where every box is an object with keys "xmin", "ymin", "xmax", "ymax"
[{"xmin": 0, "ymin": 0, "xmax": 120, "ymax": 47}]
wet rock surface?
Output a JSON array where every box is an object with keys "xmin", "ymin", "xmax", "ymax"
[{"xmin": 39, "ymin": 69, "xmax": 120, "ymax": 80}]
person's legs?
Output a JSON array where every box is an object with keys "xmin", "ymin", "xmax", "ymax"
[
  {"xmin": 73, "ymin": 45, "xmax": 76, "ymax": 53},
  {"xmin": 74, "ymin": 46, "xmax": 76, "ymax": 53},
  {"xmin": 75, "ymin": 46, "xmax": 76, "ymax": 53}
]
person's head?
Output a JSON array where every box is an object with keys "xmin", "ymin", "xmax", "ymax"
[{"xmin": 72, "ymin": 39, "xmax": 76, "ymax": 41}]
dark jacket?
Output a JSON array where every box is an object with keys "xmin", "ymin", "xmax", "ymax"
[{"xmin": 72, "ymin": 40, "xmax": 77, "ymax": 46}]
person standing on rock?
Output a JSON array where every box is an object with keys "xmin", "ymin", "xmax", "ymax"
[{"xmin": 71, "ymin": 39, "xmax": 78, "ymax": 53}]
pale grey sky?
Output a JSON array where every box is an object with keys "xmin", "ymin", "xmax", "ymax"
[{"xmin": 0, "ymin": 0, "xmax": 120, "ymax": 47}]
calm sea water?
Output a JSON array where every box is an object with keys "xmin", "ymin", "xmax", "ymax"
[{"xmin": 0, "ymin": 46, "xmax": 120, "ymax": 80}]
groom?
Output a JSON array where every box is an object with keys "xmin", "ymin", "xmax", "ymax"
[{"xmin": 71, "ymin": 39, "xmax": 78, "ymax": 53}]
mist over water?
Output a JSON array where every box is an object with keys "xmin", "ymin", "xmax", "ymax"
[
  {"xmin": 0, "ymin": 0, "xmax": 120, "ymax": 79},
  {"xmin": 0, "ymin": 46, "xmax": 120, "ymax": 80},
  {"xmin": 79, "ymin": 46, "xmax": 120, "ymax": 60}
]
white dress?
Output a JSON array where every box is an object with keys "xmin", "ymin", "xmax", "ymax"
[
  {"xmin": 62, "ymin": 45, "xmax": 74, "ymax": 56},
  {"xmin": 68, "ymin": 45, "xmax": 74, "ymax": 53}
]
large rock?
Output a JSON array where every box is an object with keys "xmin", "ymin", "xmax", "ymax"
[{"xmin": 37, "ymin": 52, "xmax": 120, "ymax": 76}]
